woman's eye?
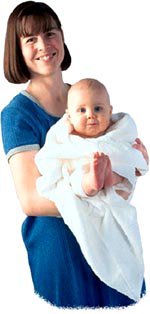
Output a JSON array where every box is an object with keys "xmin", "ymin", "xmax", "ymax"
[
  {"xmin": 47, "ymin": 31, "xmax": 56, "ymax": 37},
  {"xmin": 25, "ymin": 37, "xmax": 35, "ymax": 44}
]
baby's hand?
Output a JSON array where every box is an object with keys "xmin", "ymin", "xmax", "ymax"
[{"xmin": 63, "ymin": 110, "xmax": 74, "ymax": 134}]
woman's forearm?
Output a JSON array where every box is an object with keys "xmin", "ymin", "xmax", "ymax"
[
  {"xmin": 9, "ymin": 150, "xmax": 60, "ymax": 217},
  {"xmin": 21, "ymin": 188, "xmax": 60, "ymax": 216}
]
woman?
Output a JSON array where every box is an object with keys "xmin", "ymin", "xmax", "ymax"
[{"xmin": 1, "ymin": 1, "xmax": 148, "ymax": 308}]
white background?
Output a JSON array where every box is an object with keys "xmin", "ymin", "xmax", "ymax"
[{"xmin": 0, "ymin": 0, "xmax": 149, "ymax": 313}]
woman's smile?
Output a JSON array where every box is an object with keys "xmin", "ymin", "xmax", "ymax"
[{"xmin": 36, "ymin": 52, "xmax": 57, "ymax": 61}]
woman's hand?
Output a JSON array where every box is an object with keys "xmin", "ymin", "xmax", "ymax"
[{"xmin": 133, "ymin": 138, "xmax": 149, "ymax": 164}]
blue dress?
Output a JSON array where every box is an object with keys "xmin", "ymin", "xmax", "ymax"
[{"xmin": 1, "ymin": 91, "xmax": 146, "ymax": 308}]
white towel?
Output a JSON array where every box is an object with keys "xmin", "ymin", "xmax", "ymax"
[{"xmin": 35, "ymin": 112, "xmax": 148, "ymax": 301}]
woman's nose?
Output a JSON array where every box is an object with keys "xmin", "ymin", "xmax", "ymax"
[{"xmin": 36, "ymin": 36, "xmax": 47, "ymax": 51}]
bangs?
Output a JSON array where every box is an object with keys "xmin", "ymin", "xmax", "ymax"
[{"xmin": 16, "ymin": 13, "xmax": 60, "ymax": 37}]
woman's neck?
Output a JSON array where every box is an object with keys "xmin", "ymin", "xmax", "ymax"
[{"xmin": 26, "ymin": 72, "xmax": 69, "ymax": 116}]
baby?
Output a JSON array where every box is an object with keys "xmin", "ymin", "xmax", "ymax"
[{"xmin": 66, "ymin": 78, "xmax": 126, "ymax": 198}]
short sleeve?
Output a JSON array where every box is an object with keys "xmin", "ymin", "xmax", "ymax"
[{"xmin": 1, "ymin": 103, "xmax": 40, "ymax": 160}]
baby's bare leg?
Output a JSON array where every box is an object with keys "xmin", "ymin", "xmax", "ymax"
[{"xmin": 82, "ymin": 152, "xmax": 107, "ymax": 196}]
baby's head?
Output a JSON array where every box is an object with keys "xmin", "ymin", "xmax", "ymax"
[{"xmin": 67, "ymin": 78, "xmax": 112, "ymax": 138}]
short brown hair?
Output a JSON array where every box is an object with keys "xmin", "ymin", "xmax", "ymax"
[{"xmin": 4, "ymin": 1, "xmax": 71, "ymax": 84}]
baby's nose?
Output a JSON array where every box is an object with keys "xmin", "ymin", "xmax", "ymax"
[{"xmin": 87, "ymin": 110, "xmax": 96, "ymax": 118}]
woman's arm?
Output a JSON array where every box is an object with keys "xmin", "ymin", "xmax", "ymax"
[{"xmin": 9, "ymin": 150, "xmax": 60, "ymax": 216}]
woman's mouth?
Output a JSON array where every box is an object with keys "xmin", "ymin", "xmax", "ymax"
[{"xmin": 36, "ymin": 52, "xmax": 56, "ymax": 61}]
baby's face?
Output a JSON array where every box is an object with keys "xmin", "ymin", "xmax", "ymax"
[{"xmin": 67, "ymin": 86, "xmax": 112, "ymax": 138}]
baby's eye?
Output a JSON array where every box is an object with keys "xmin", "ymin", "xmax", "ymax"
[
  {"xmin": 94, "ymin": 106, "xmax": 102, "ymax": 112},
  {"xmin": 79, "ymin": 107, "xmax": 86, "ymax": 113}
]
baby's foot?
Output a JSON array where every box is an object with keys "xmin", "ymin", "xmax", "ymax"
[
  {"xmin": 104, "ymin": 157, "xmax": 114, "ymax": 188},
  {"xmin": 82, "ymin": 152, "xmax": 107, "ymax": 195},
  {"xmin": 91, "ymin": 152, "xmax": 108, "ymax": 190}
]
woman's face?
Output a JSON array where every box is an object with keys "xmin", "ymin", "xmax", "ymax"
[{"xmin": 20, "ymin": 25, "xmax": 64, "ymax": 78}]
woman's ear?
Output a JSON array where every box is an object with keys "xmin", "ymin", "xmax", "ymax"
[
  {"xmin": 110, "ymin": 105, "xmax": 113, "ymax": 115},
  {"xmin": 61, "ymin": 29, "xmax": 64, "ymax": 42}
]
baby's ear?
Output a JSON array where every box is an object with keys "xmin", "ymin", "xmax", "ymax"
[
  {"xmin": 65, "ymin": 108, "xmax": 70, "ymax": 117},
  {"xmin": 64, "ymin": 109, "xmax": 71, "ymax": 121},
  {"xmin": 64, "ymin": 110, "xmax": 74, "ymax": 134}
]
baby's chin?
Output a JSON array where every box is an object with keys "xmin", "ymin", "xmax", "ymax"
[{"xmin": 71, "ymin": 129, "xmax": 105, "ymax": 138}]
